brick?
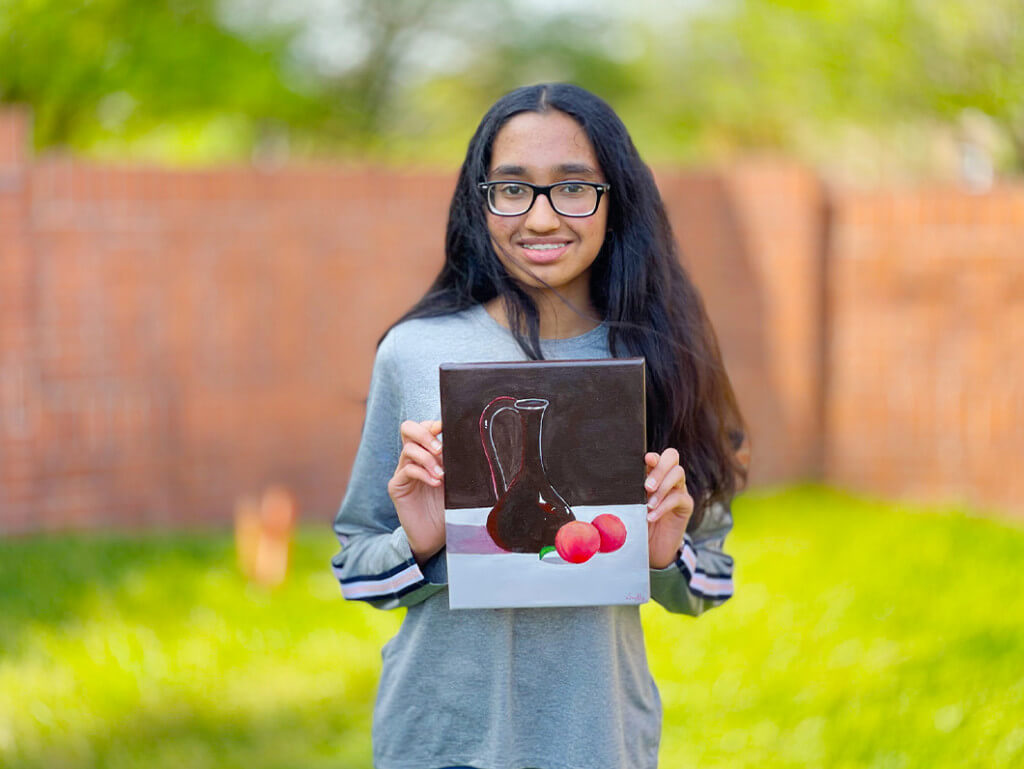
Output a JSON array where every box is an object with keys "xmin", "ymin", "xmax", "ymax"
[{"xmin": 0, "ymin": 108, "xmax": 31, "ymax": 169}]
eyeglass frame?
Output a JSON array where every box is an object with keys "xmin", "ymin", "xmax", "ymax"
[{"xmin": 477, "ymin": 180, "xmax": 611, "ymax": 217}]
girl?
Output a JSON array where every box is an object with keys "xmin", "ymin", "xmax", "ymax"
[{"xmin": 332, "ymin": 83, "xmax": 746, "ymax": 769}]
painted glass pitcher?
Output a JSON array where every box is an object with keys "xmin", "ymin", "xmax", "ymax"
[{"xmin": 479, "ymin": 397, "xmax": 575, "ymax": 552}]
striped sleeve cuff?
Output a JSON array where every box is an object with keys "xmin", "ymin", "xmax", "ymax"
[
  {"xmin": 333, "ymin": 527, "xmax": 430, "ymax": 603},
  {"xmin": 673, "ymin": 534, "xmax": 734, "ymax": 601},
  {"xmin": 335, "ymin": 557, "xmax": 428, "ymax": 602}
]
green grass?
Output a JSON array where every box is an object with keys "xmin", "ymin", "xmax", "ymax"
[{"xmin": 1, "ymin": 485, "xmax": 1022, "ymax": 768}]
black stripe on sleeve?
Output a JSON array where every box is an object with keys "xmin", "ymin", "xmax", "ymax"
[{"xmin": 339, "ymin": 557, "xmax": 418, "ymax": 584}]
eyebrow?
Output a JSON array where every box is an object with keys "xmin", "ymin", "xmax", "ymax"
[{"xmin": 490, "ymin": 163, "xmax": 600, "ymax": 178}]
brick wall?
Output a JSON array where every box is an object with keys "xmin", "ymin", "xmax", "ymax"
[
  {"xmin": 658, "ymin": 164, "xmax": 828, "ymax": 484},
  {"xmin": 0, "ymin": 108, "xmax": 36, "ymax": 532},
  {"xmin": 826, "ymin": 185, "xmax": 1024, "ymax": 515},
  {"xmin": 0, "ymin": 108, "xmax": 1021, "ymax": 532},
  {"xmin": 11, "ymin": 155, "xmax": 450, "ymax": 532}
]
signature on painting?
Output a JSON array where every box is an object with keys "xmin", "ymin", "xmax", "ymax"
[{"xmin": 624, "ymin": 592, "xmax": 643, "ymax": 603}]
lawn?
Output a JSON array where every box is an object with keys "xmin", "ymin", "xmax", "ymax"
[{"xmin": 1, "ymin": 485, "xmax": 1022, "ymax": 768}]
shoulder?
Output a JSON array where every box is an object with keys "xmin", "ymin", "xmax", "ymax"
[
  {"xmin": 379, "ymin": 306, "xmax": 486, "ymax": 361},
  {"xmin": 372, "ymin": 306, "xmax": 486, "ymax": 389},
  {"xmin": 370, "ymin": 307, "xmax": 487, "ymax": 421}
]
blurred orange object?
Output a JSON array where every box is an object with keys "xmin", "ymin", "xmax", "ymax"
[
  {"xmin": 234, "ymin": 495, "xmax": 261, "ymax": 579},
  {"xmin": 234, "ymin": 486, "xmax": 297, "ymax": 587}
]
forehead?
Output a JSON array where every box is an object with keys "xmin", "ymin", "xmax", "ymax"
[{"xmin": 489, "ymin": 111, "xmax": 601, "ymax": 176}]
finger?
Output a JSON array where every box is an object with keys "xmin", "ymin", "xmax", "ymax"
[
  {"xmin": 399, "ymin": 442, "xmax": 445, "ymax": 479},
  {"xmin": 644, "ymin": 447, "xmax": 679, "ymax": 493},
  {"xmin": 648, "ymin": 465, "xmax": 686, "ymax": 509},
  {"xmin": 660, "ymin": 464, "xmax": 687, "ymax": 495},
  {"xmin": 643, "ymin": 452, "xmax": 661, "ymax": 491},
  {"xmin": 646, "ymin": 489, "xmax": 694, "ymax": 523},
  {"xmin": 647, "ymin": 462, "xmax": 688, "ymax": 511},
  {"xmin": 395, "ymin": 463, "xmax": 442, "ymax": 489},
  {"xmin": 402, "ymin": 419, "xmax": 443, "ymax": 451},
  {"xmin": 400, "ymin": 419, "xmax": 443, "ymax": 454}
]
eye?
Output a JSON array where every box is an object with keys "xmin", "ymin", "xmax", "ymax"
[
  {"xmin": 558, "ymin": 183, "xmax": 588, "ymax": 196},
  {"xmin": 496, "ymin": 183, "xmax": 529, "ymax": 198}
]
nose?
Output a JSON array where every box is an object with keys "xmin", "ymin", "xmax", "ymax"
[{"xmin": 523, "ymin": 191, "xmax": 560, "ymax": 233}]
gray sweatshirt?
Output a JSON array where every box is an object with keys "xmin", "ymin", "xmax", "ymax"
[{"xmin": 331, "ymin": 304, "xmax": 735, "ymax": 769}]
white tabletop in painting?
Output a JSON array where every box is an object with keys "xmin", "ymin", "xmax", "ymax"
[{"xmin": 445, "ymin": 504, "xmax": 650, "ymax": 610}]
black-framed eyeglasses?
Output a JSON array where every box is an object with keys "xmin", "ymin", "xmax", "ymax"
[{"xmin": 478, "ymin": 180, "xmax": 611, "ymax": 217}]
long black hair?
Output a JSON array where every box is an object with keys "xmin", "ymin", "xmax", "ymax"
[{"xmin": 389, "ymin": 83, "xmax": 747, "ymax": 527}]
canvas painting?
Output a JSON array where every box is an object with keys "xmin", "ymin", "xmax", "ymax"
[{"xmin": 439, "ymin": 358, "xmax": 650, "ymax": 610}]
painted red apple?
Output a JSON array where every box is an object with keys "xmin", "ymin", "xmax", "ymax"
[
  {"xmin": 591, "ymin": 513, "xmax": 627, "ymax": 553},
  {"xmin": 554, "ymin": 521, "xmax": 601, "ymax": 564}
]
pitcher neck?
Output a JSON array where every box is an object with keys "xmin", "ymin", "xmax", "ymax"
[{"xmin": 517, "ymin": 401, "xmax": 549, "ymax": 476}]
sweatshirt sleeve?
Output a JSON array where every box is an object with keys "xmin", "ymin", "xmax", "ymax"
[
  {"xmin": 649, "ymin": 498, "xmax": 735, "ymax": 616},
  {"xmin": 330, "ymin": 332, "xmax": 447, "ymax": 610}
]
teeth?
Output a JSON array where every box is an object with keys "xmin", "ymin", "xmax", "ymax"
[{"xmin": 522, "ymin": 243, "xmax": 568, "ymax": 251}]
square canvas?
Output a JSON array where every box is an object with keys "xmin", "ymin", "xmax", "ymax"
[{"xmin": 439, "ymin": 358, "xmax": 649, "ymax": 610}]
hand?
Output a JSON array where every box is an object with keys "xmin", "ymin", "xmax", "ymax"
[
  {"xmin": 387, "ymin": 420, "xmax": 446, "ymax": 565},
  {"xmin": 644, "ymin": 448, "xmax": 695, "ymax": 570}
]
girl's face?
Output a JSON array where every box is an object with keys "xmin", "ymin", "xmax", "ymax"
[{"xmin": 484, "ymin": 110, "xmax": 608, "ymax": 308}]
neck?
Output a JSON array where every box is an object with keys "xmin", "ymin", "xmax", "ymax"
[{"xmin": 485, "ymin": 290, "xmax": 600, "ymax": 340}]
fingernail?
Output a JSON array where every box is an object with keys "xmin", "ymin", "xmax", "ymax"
[
  {"xmin": 434, "ymin": 466, "xmax": 444, "ymax": 477},
  {"xmin": 647, "ymin": 497, "xmax": 657, "ymax": 509},
  {"xmin": 645, "ymin": 478, "xmax": 657, "ymax": 491},
  {"xmin": 647, "ymin": 511, "xmax": 657, "ymax": 522},
  {"xmin": 431, "ymin": 440, "xmax": 442, "ymax": 452}
]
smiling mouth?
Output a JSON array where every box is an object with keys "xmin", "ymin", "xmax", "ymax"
[
  {"xmin": 517, "ymin": 241, "xmax": 570, "ymax": 264},
  {"xmin": 521, "ymin": 242, "xmax": 570, "ymax": 251}
]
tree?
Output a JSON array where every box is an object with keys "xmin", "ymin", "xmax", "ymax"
[
  {"xmin": 657, "ymin": 0, "xmax": 1024, "ymax": 172},
  {"xmin": 0, "ymin": 0, "xmax": 324, "ymax": 159}
]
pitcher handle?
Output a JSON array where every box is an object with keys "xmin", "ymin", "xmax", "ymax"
[{"xmin": 479, "ymin": 396, "xmax": 519, "ymax": 501}]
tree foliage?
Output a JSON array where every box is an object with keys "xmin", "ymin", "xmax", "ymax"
[
  {"xmin": 660, "ymin": 0, "xmax": 1024, "ymax": 172},
  {"xmin": 1, "ymin": 0, "xmax": 1021, "ymax": 174},
  {"xmin": 0, "ymin": 0, "xmax": 324, "ymax": 158}
]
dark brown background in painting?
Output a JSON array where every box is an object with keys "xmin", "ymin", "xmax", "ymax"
[{"xmin": 439, "ymin": 359, "xmax": 647, "ymax": 510}]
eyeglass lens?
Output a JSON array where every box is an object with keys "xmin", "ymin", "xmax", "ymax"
[{"xmin": 488, "ymin": 182, "xmax": 598, "ymax": 216}]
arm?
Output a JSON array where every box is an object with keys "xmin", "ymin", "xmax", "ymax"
[
  {"xmin": 330, "ymin": 334, "xmax": 447, "ymax": 610},
  {"xmin": 649, "ymin": 499, "xmax": 734, "ymax": 616},
  {"xmin": 643, "ymin": 449, "xmax": 735, "ymax": 616}
]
